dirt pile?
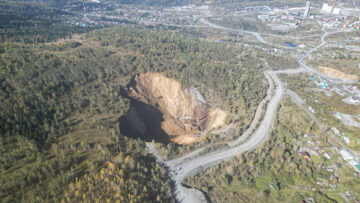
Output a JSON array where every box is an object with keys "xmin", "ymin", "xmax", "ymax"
[
  {"xmin": 317, "ymin": 66, "xmax": 358, "ymax": 81},
  {"xmin": 123, "ymin": 72, "xmax": 226, "ymax": 144}
]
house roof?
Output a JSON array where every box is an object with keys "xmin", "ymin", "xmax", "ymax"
[{"xmin": 340, "ymin": 150, "xmax": 354, "ymax": 160}]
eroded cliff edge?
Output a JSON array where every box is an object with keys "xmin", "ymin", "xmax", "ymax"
[{"xmin": 123, "ymin": 72, "xmax": 226, "ymax": 144}]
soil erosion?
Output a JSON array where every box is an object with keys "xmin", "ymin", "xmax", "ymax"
[{"xmin": 122, "ymin": 72, "xmax": 226, "ymax": 144}]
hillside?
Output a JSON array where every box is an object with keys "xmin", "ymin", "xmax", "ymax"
[{"xmin": 0, "ymin": 20, "xmax": 267, "ymax": 201}]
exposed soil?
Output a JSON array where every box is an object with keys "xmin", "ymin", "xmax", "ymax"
[
  {"xmin": 120, "ymin": 72, "xmax": 226, "ymax": 144},
  {"xmin": 317, "ymin": 66, "xmax": 358, "ymax": 81}
]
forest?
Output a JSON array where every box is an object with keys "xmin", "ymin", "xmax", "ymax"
[
  {"xmin": 0, "ymin": 29, "xmax": 175, "ymax": 202},
  {"xmin": 0, "ymin": 4, "xmax": 269, "ymax": 199},
  {"xmin": 4, "ymin": 0, "xmax": 355, "ymax": 202},
  {"xmin": 184, "ymin": 97, "xmax": 360, "ymax": 202},
  {"xmin": 0, "ymin": 1, "xmax": 95, "ymax": 43}
]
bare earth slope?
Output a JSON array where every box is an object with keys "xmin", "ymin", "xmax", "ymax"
[
  {"xmin": 317, "ymin": 66, "xmax": 358, "ymax": 81},
  {"xmin": 126, "ymin": 72, "xmax": 226, "ymax": 144}
]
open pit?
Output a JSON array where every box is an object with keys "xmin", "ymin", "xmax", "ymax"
[{"xmin": 120, "ymin": 72, "xmax": 226, "ymax": 145}]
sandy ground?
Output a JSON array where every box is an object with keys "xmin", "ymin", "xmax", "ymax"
[{"xmin": 317, "ymin": 66, "xmax": 358, "ymax": 81}]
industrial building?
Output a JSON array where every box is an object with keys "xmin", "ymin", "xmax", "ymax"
[
  {"xmin": 322, "ymin": 3, "xmax": 333, "ymax": 13},
  {"xmin": 304, "ymin": 1, "xmax": 311, "ymax": 17},
  {"xmin": 257, "ymin": 15, "xmax": 270, "ymax": 21},
  {"xmin": 333, "ymin": 8, "xmax": 341, "ymax": 15},
  {"xmin": 322, "ymin": 3, "xmax": 341, "ymax": 15}
]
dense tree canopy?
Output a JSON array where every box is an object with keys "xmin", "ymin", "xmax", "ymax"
[{"xmin": 0, "ymin": 18, "xmax": 269, "ymax": 201}]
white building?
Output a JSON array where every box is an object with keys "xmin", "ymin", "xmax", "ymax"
[
  {"xmin": 322, "ymin": 3, "xmax": 333, "ymax": 13},
  {"xmin": 349, "ymin": 160, "xmax": 358, "ymax": 166},
  {"xmin": 258, "ymin": 15, "xmax": 270, "ymax": 21},
  {"xmin": 308, "ymin": 106, "xmax": 316, "ymax": 113},
  {"xmin": 343, "ymin": 136, "xmax": 350, "ymax": 145},
  {"xmin": 340, "ymin": 149, "xmax": 354, "ymax": 160},
  {"xmin": 333, "ymin": 8, "xmax": 341, "ymax": 15},
  {"xmin": 323, "ymin": 152, "xmax": 332, "ymax": 160}
]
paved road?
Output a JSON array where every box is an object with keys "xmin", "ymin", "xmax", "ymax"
[
  {"xmin": 284, "ymin": 88, "xmax": 360, "ymax": 163},
  {"xmin": 200, "ymin": 18, "xmax": 267, "ymax": 43},
  {"xmin": 275, "ymin": 68, "xmax": 308, "ymax": 75},
  {"xmin": 145, "ymin": 20, "xmax": 359, "ymax": 203},
  {"xmin": 200, "ymin": 18, "xmax": 295, "ymax": 49},
  {"xmin": 295, "ymin": 27, "xmax": 360, "ymax": 101},
  {"xmin": 167, "ymin": 147, "xmax": 206, "ymax": 167},
  {"xmin": 273, "ymin": 68, "xmax": 326, "ymax": 129},
  {"xmin": 286, "ymin": 89, "xmax": 326, "ymax": 129},
  {"xmin": 229, "ymin": 71, "xmax": 274, "ymax": 147},
  {"xmin": 167, "ymin": 70, "xmax": 284, "ymax": 203},
  {"xmin": 146, "ymin": 69, "xmax": 284, "ymax": 203},
  {"xmin": 299, "ymin": 61, "xmax": 360, "ymax": 100}
]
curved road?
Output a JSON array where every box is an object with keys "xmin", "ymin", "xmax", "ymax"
[
  {"xmin": 164, "ymin": 70, "xmax": 284, "ymax": 203},
  {"xmin": 199, "ymin": 18, "xmax": 267, "ymax": 44},
  {"xmin": 147, "ymin": 69, "xmax": 284, "ymax": 203},
  {"xmin": 145, "ymin": 19, "xmax": 358, "ymax": 203},
  {"xmin": 228, "ymin": 71, "xmax": 275, "ymax": 147},
  {"xmin": 200, "ymin": 18, "xmax": 295, "ymax": 49}
]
